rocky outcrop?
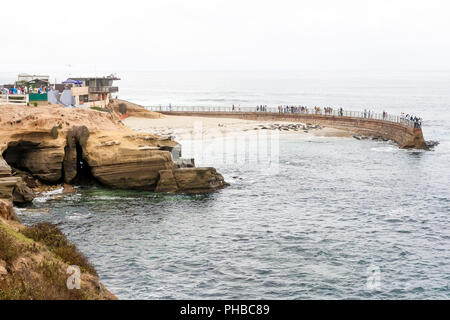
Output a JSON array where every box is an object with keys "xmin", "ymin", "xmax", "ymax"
[
  {"xmin": 2, "ymin": 133, "xmax": 66, "ymax": 183},
  {"xmin": 0, "ymin": 104, "xmax": 228, "ymax": 193},
  {"xmin": 155, "ymin": 168, "xmax": 229, "ymax": 193},
  {"xmin": 83, "ymin": 132, "xmax": 181, "ymax": 189},
  {"xmin": 109, "ymin": 99, "xmax": 162, "ymax": 119},
  {"xmin": 0, "ymin": 176, "xmax": 33, "ymax": 205},
  {"xmin": 0, "ymin": 199, "xmax": 19, "ymax": 221}
]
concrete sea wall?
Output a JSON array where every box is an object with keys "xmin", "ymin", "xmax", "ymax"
[{"xmin": 159, "ymin": 111, "xmax": 428, "ymax": 149}]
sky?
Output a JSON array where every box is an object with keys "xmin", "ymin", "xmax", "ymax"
[{"xmin": 1, "ymin": 0, "xmax": 449, "ymax": 73}]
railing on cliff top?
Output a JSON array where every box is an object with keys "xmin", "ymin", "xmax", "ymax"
[
  {"xmin": 145, "ymin": 105, "xmax": 419, "ymax": 129},
  {"xmin": 0, "ymin": 94, "xmax": 29, "ymax": 106}
]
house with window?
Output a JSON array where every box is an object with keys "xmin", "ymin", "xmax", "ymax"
[{"xmin": 70, "ymin": 75, "xmax": 120, "ymax": 107}]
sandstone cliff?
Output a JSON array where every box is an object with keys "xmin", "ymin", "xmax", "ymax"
[
  {"xmin": 109, "ymin": 99, "xmax": 162, "ymax": 119},
  {"xmin": 0, "ymin": 104, "xmax": 227, "ymax": 193}
]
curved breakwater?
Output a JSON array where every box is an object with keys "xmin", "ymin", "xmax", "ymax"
[{"xmin": 146, "ymin": 107, "xmax": 427, "ymax": 149}]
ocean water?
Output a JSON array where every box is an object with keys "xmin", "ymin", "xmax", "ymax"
[{"xmin": 12, "ymin": 70, "xmax": 450, "ymax": 299}]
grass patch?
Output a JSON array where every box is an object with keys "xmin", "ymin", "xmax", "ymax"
[
  {"xmin": 21, "ymin": 223, "xmax": 97, "ymax": 276},
  {"xmin": 0, "ymin": 228, "xmax": 20, "ymax": 264},
  {"xmin": 90, "ymin": 106, "xmax": 108, "ymax": 112},
  {"xmin": 118, "ymin": 103, "xmax": 127, "ymax": 114},
  {"xmin": 0, "ymin": 221, "xmax": 34, "ymax": 244},
  {"xmin": 0, "ymin": 260, "xmax": 87, "ymax": 300}
]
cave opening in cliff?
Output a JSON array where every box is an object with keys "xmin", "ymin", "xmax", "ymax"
[
  {"xmin": 72, "ymin": 142, "xmax": 97, "ymax": 185},
  {"xmin": 2, "ymin": 141, "xmax": 39, "ymax": 175}
]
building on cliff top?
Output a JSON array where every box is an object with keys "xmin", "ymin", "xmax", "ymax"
[
  {"xmin": 17, "ymin": 73, "xmax": 50, "ymax": 83},
  {"xmin": 69, "ymin": 75, "xmax": 120, "ymax": 107},
  {"xmin": 50, "ymin": 74, "xmax": 120, "ymax": 108},
  {"xmin": 1, "ymin": 74, "xmax": 120, "ymax": 108}
]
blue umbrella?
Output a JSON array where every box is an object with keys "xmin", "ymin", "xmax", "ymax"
[{"xmin": 62, "ymin": 79, "xmax": 83, "ymax": 84}]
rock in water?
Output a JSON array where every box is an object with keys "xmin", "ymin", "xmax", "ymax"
[
  {"xmin": 426, "ymin": 140, "xmax": 440, "ymax": 148},
  {"xmin": 156, "ymin": 168, "xmax": 229, "ymax": 193}
]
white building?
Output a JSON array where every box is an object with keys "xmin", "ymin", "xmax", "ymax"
[{"xmin": 17, "ymin": 73, "xmax": 50, "ymax": 83}]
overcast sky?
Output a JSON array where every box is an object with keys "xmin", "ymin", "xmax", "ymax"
[{"xmin": 1, "ymin": 0, "xmax": 449, "ymax": 73}]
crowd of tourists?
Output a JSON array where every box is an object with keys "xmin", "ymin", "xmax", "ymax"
[
  {"xmin": 273, "ymin": 105, "xmax": 345, "ymax": 116},
  {"xmin": 401, "ymin": 112, "xmax": 422, "ymax": 128},
  {"xmin": 256, "ymin": 105, "xmax": 268, "ymax": 112},
  {"xmin": 248, "ymin": 104, "xmax": 423, "ymax": 128},
  {"xmin": 2, "ymin": 86, "xmax": 48, "ymax": 95}
]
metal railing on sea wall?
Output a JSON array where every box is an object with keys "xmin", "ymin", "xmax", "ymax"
[{"xmin": 145, "ymin": 105, "xmax": 418, "ymax": 128}]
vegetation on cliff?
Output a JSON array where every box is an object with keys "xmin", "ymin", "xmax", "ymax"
[{"xmin": 0, "ymin": 218, "xmax": 116, "ymax": 300}]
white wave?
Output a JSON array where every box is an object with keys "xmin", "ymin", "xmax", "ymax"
[
  {"xmin": 14, "ymin": 207, "xmax": 49, "ymax": 217},
  {"xmin": 13, "ymin": 207, "xmax": 27, "ymax": 215},
  {"xmin": 67, "ymin": 212, "xmax": 91, "ymax": 220},
  {"xmin": 370, "ymin": 146, "xmax": 396, "ymax": 153},
  {"xmin": 32, "ymin": 187, "xmax": 64, "ymax": 203}
]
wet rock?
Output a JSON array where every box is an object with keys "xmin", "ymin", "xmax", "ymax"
[
  {"xmin": 154, "ymin": 169, "xmax": 178, "ymax": 193},
  {"xmin": 174, "ymin": 158, "xmax": 195, "ymax": 168},
  {"xmin": 0, "ymin": 176, "xmax": 34, "ymax": 204},
  {"xmin": 63, "ymin": 184, "xmax": 76, "ymax": 194},
  {"xmin": 155, "ymin": 167, "xmax": 229, "ymax": 193},
  {"xmin": 426, "ymin": 140, "xmax": 440, "ymax": 148},
  {"xmin": 13, "ymin": 180, "xmax": 34, "ymax": 204}
]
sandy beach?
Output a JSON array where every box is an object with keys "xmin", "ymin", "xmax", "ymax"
[{"xmin": 123, "ymin": 114, "xmax": 352, "ymax": 141}]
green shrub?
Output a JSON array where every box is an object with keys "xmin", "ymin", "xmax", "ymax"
[
  {"xmin": 33, "ymin": 102, "xmax": 38, "ymax": 107},
  {"xmin": 118, "ymin": 103, "xmax": 127, "ymax": 114},
  {"xmin": 50, "ymin": 126, "xmax": 59, "ymax": 139},
  {"xmin": 21, "ymin": 223, "xmax": 97, "ymax": 276}
]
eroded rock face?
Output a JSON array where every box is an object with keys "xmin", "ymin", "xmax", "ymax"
[
  {"xmin": 0, "ymin": 176, "xmax": 33, "ymax": 204},
  {"xmin": 83, "ymin": 131, "xmax": 178, "ymax": 189},
  {"xmin": 12, "ymin": 179, "xmax": 34, "ymax": 204},
  {"xmin": 0, "ymin": 199, "xmax": 19, "ymax": 221},
  {"xmin": 156, "ymin": 168, "xmax": 229, "ymax": 193},
  {"xmin": 2, "ymin": 134, "xmax": 66, "ymax": 183},
  {"xmin": 155, "ymin": 169, "xmax": 179, "ymax": 193},
  {"xmin": 109, "ymin": 99, "xmax": 162, "ymax": 119}
]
